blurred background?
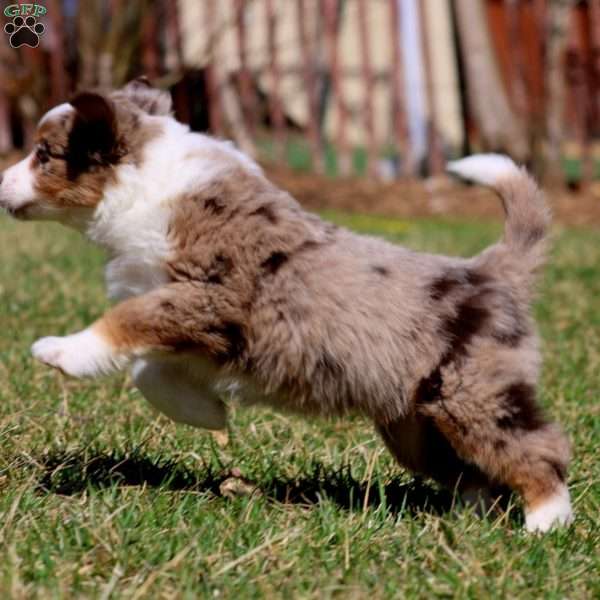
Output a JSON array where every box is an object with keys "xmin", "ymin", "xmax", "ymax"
[
  {"xmin": 4, "ymin": 5, "xmax": 600, "ymax": 595},
  {"xmin": 1, "ymin": 1, "xmax": 600, "ymax": 204}
]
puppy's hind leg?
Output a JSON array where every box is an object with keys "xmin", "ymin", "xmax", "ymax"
[
  {"xmin": 131, "ymin": 358, "xmax": 227, "ymax": 430},
  {"xmin": 417, "ymin": 374, "xmax": 572, "ymax": 533},
  {"xmin": 377, "ymin": 414, "xmax": 504, "ymax": 513}
]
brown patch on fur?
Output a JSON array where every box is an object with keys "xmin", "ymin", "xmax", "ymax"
[
  {"xmin": 430, "ymin": 275, "xmax": 461, "ymax": 301},
  {"xmin": 418, "ymin": 268, "xmax": 532, "ymax": 407},
  {"xmin": 496, "ymin": 383, "xmax": 546, "ymax": 431},
  {"xmin": 549, "ymin": 460, "xmax": 567, "ymax": 482},
  {"xmin": 165, "ymin": 166, "xmax": 329, "ymax": 287},
  {"xmin": 416, "ymin": 290, "xmax": 490, "ymax": 405},
  {"xmin": 205, "ymin": 321, "xmax": 247, "ymax": 364},
  {"xmin": 465, "ymin": 271, "xmax": 488, "ymax": 286},
  {"xmin": 372, "ymin": 265, "xmax": 390, "ymax": 277},
  {"xmin": 494, "ymin": 439, "xmax": 507, "ymax": 450},
  {"xmin": 250, "ymin": 203, "xmax": 279, "ymax": 224},
  {"xmin": 204, "ymin": 197, "xmax": 225, "ymax": 215},
  {"xmin": 429, "ymin": 269, "xmax": 488, "ymax": 301},
  {"xmin": 442, "ymin": 292, "xmax": 490, "ymax": 356},
  {"xmin": 492, "ymin": 331, "xmax": 524, "ymax": 347},
  {"xmin": 205, "ymin": 254, "xmax": 234, "ymax": 285},
  {"xmin": 261, "ymin": 252, "xmax": 289, "ymax": 275},
  {"xmin": 414, "ymin": 366, "xmax": 444, "ymax": 405}
]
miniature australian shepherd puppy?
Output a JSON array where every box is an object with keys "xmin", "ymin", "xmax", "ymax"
[{"xmin": 0, "ymin": 79, "xmax": 572, "ymax": 532}]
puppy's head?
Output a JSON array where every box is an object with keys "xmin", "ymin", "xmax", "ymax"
[{"xmin": 0, "ymin": 78, "xmax": 170, "ymax": 225}]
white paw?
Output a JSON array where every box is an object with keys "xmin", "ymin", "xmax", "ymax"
[
  {"xmin": 31, "ymin": 329, "xmax": 124, "ymax": 378},
  {"xmin": 525, "ymin": 485, "xmax": 573, "ymax": 533}
]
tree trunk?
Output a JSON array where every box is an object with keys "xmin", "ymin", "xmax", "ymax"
[
  {"xmin": 77, "ymin": 0, "xmax": 103, "ymax": 87},
  {"xmin": 589, "ymin": 0, "xmax": 600, "ymax": 130},
  {"xmin": 453, "ymin": 0, "xmax": 529, "ymax": 160},
  {"xmin": 417, "ymin": 0, "xmax": 444, "ymax": 175},
  {"xmin": 204, "ymin": 0, "xmax": 224, "ymax": 136},
  {"xmin": 206, "ymin": 2, "xmax": 255, "ymax": 156},
  {"xmin": 234, "ymin": 0, "xmax": 257, "ymax": 135},
  {"xmin": 0, "ymin": 93, "xmax": 11, "ymax": 154},
  {"xmin": 265, "ymin": 0, "xmax": 286, "ymax": 157},
  {"xmin": 505, "ymin": 0, "xmax": 528, "ymax": 119},
  {"xmin": 356, "ymin": 0, "xmax": 378, "ymax": 178},
  {"xmin": 389, "ymin": 0, "xmax": 416, "ymax": 177},
  {"xmin": 323, "ymin": 0, "xmax": 351, "ymax": 175},
  {"xmin": 141, "ymin": 2, "xmax": 161, "ymax": 79},
  {"xmin": 544, "ymin": 0, "xmax": 573, "ymax": 183},
  {"xmin": 48, "ymin": 0, "xmax": 68, "ymax": 103},
  {"xmin": 296, "ymin": 0, "xmax": 325, "ymax": 173}
]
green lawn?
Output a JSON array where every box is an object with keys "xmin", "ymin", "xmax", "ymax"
[{"xmin": 0, "ymin": 211, "xmax": 598, "ymax": 598}]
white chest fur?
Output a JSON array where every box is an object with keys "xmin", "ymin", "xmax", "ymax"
[{"xmin": 86, "ymin": 117, "xmax": 262, "ymax": 302}]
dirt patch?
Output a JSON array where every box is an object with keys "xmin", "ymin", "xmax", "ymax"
[
  {"xmin": 266, "ymin": 165, "xmax": 600, "ymax": 228},
  {"xmin": 3, "ymin": 153, "xmax": 599, "ymax": 227}
]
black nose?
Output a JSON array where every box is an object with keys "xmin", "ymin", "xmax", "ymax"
[{"xmin": 0, "ymin": 173, "xmax": 3, "ymax": 185}]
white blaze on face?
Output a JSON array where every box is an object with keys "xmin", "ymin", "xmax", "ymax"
[
  {"xmin": 0, "ymin": 153, "xmax": 37, "ymax": 217},
  {"xmin": 0, "ymin": 103, "xmax": 74, "ymax": 219}
]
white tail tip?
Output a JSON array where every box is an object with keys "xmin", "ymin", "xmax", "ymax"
[{"xmin": 447, "ymin": 153, "xmax": 520, "ymax": 188}]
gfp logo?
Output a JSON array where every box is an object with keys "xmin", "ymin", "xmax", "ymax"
[{"xmin": 4, "ymin": 4, "xmax": 47, "ymax": 48}]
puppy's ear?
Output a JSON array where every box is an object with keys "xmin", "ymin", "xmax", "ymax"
[
  {"xmin": 121, "ymin": 77, "xmax": 172, "ymax": 116},
  {"xmin": 68, "ymin": 91, "xmax": 120, "ymax": 172},
  {"xmin": 128, "ymin": 75, "xmax": 152, "ymax": 88}
]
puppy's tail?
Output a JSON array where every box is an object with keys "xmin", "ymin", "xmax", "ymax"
[{"xmin": 447, "ymin": 154, "xmax": 550, "ymax": 283}]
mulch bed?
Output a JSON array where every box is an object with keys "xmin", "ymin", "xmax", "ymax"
[
  {"xmin": 266, "ymin": 165, "xmax": 600, "ymax": 228},
  {"xmin": 2, "ymin": 153, "xmax": 599, "ymax": 227}
]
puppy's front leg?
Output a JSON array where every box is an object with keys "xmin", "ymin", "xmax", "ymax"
[
  {"xmin": 32, "ymin": 282, "xmax": 241, "ymax": 378},
  {"xmin": 31, "ymin": 327, "xmax": 127, "ymax": 379}
]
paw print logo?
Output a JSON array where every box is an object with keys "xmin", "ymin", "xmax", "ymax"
[{"xmin": 4, "ymin": 15, "xmax": 45, "ymax": 48}]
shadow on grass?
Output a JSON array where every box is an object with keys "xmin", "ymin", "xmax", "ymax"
[{"xmin": 36, "ymin": 448, "xmax": 457, "ymax": 516}]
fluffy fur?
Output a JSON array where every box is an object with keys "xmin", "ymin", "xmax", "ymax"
[{"xmin": 0, "ymin": 80, "xmax": 572, "ymax": 532}]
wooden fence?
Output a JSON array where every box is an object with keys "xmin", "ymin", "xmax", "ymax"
[{"xmin": 0, "ymin": 0, "xmax": 599, "ymax": 183}]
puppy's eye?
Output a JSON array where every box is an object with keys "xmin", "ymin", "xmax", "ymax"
[{"xmin": 35, "ymin": 145, "xmax": 50, "ymax": 165}]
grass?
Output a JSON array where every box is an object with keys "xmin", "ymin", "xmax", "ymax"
[{"xmin": 0, "ymin": 210, "xmax": 599, "ymax": 599}]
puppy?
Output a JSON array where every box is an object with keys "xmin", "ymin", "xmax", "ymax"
[{"xmin": 0, "ymin": 80, "xmax": 572, "ymax": 532}]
